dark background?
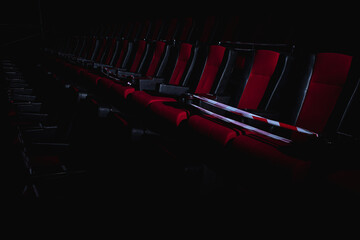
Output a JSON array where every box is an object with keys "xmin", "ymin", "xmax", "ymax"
[{"xmin": 0, "ymin": 1, "xmax": 359, "ymax": 56}]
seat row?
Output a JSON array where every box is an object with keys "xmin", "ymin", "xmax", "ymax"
[{"xmin": 10, "ymin": 15, "xmax": 360, "ymax": 199}]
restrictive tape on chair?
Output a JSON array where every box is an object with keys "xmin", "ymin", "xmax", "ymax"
[
  {"xmin": 190, "ymin": 104, "xmax": 292, "ymax": 143},
  {"xmin": 191, "ymin": 94, "xmax": 319, "ymax": 137}
]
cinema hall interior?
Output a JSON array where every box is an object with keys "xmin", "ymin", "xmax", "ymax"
[{"xmin": 1, "ymin": 1, "xmax": 360, "ymax": 210}]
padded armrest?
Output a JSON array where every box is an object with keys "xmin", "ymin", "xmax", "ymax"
[
  {"xmin": 117, "ymin": 71, "xmax": 141, "ymax": 78},
  {"xmin": 158, "ymin": 84, "xmax": 189, "ymax": 97},
  {"xmin": 138, "ymin": 78, "xmax": 165, "ymax": 91}
]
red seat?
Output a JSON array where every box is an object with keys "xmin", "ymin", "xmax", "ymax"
[
  {"xmin": 149, "ymin": 45, "xmax": 227, "ymax": 126},
  {"xmin": 227, "ymin": 52, "xmax": 355, "ymax": 183},
  {"xmin": 130, "ymin": 42, "xmax": 194, "ymax": 107},
  {"xmin": 187, "ymin": 49, "xmax": 282, "ymax": 145}
]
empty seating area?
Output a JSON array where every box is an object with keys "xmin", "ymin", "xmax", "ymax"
[{"xmin": 2, "ymin": 8, "xmax": 360, "ymax": 211}]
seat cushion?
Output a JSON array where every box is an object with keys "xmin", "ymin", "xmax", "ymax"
[
  {"xmin": 295, "ymin": 52, "xmax": 353, "ymax": 133},
  {"xmin": 97, "ymin": 77, "xmax": 116, "ymax": 91},
  {"xmin": 111, "ymin": 83, "xmax": 135, "ymax": 99},
  {"xmin": 149, "ymin": 101, "xmax": 189, "ymax": 126},
  {"xmin": 82, "ymin": 71, "xmax": 103, "ymax": 85},
  {"xmin": 130, "ymin": 91, "xmax": 177, "ymax": 108},
  {"xmin": 230, "ymin": 134, "xmax": 311, "ymax": 183},
  {"xmin": 187, "ymin": 115, "xmax": 239, "ymax": 146}
]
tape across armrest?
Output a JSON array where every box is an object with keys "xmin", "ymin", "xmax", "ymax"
[{"xmin": 190, "ymin": 94, "xmax": 319, "ymax": 137}]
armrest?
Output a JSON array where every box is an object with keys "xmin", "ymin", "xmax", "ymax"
[
  {"xmin": 138, "ymin": 78, "xmax": 165, "ymax": 91},
  {"xmin": 93, "ymin": 63, "xmax": 112, "ymax": 70},
  {"xmin": 117, "ymin": 71, "xmax": 140, "ymax": 78},
  {"xmin": 158, "ymin": 84, "xmax": 189, "ymax": 97}
]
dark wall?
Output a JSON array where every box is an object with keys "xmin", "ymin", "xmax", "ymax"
[{"xmin": 1, "ymin": 1, "xmax": 359, "ymax": 56}]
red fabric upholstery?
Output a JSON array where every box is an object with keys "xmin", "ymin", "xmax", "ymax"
[
  {"xmin": 145, "ymin": 41, "xmax": 166, "ymax": 77},
  {"xmin": 82, "ymin": 70, "xmax": 103, "ymax": 85},
  {"xmin": 115, "ymin": 40, "xmax": 129, "ymax": 68},
  {"xmin": 95, "ymin": 38, "xmax": 107, "ymax": 63},
  {"xmin": 148, "ymin": 45, "xmax": 226, "ymax": 126},
  {"xmin": 230, "ymin": 134, "xmax": 311, "ymax": 183},
  {"xmin": 237, "ymin": 50, "xmax": 280, "ymax": 109},
  {"xmin": 168, "ymin": 43, "xmax": 193, "ymax": 85},
  {"xmin": 227, "ymin": 53, "xmax": 353, "ymax": 184},
  {"xmin": 194, "ymin": 45, "xmax": 226, "ymax": 94},
  {"xmin": 295, "ymin": 53, "xmax": 353, "ymax": 133},
  {"xmin": 105, "ymin": 38, "xmax": 117, "ymax": 65},
  {"xmin": 188, "ymin": 115, "xmax": 240, "ymax": 146},
  {"xmin": 178, "ymin": 18, "xmax": 193, "ymax": 42},
  {"xmin": 164, "ymin": 18, "xmax": 178, "ymax": 41},
  {"xmin": 129, "ymin": 40, "xmax": 146, "ymax": 73},
  {"xmin": 129, "ymin": 91, "xmax": 177, "ymax": 108},
  {"xmin": 130, "ymin": 43, "xmax": 193, "ymax": 108},
  {"xmin": 199, "ymin": 16, "xmax": 216, "ymax": 43},
  {"xmin": 97, "ymin": 77, "xmax": 115, "ymax": 91},
  {"xmin": 149, "ymin": 102, "xmax": 189, "ymax": 126},
  {"xmin": 111, "ymin": 83, "xmax": 135, "ymax": 99}
]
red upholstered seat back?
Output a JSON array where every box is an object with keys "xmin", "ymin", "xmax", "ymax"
[
  {"xmin": 178, "ymin": 18, "xmax": 193, "ymax": 42},
  {"xmin": 295, "ymin": 52, "xmax": 353, "ymax": 133},
  {"xmin": 194, "ymin": 45, "xmax": 226, "ymax": 94},
  {"xmin": 105, "ymin": 38, "xmax": 117, "ymax": 65},
  {"xmin": 145, "ymin": 41, "xmax": 166, "ymax": 77},
  {"xmin": 168, "ymin": 43, "xmax": 193, "ymax": 85},
  {"xmin": 96, "ymin": 38, "xmax": 107, "ymax": 62},
  {"xmin": 237, "ymin": 50, "xmax": 280, "ymax": 109},
  {"xmin": 129, "ymin": 40, "xmax": 147, "ymax": 73},
  {"xmin": 115, "ymin": 40, "xmax": 129, "ymax": 68}
]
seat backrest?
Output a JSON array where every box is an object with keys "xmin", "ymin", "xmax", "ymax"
[
  {"xmin": 214, "ymin": 47, "xmax": 287, "ymax": 110},
  {"xmin": 162, "ymin": 18, "xmax": 179, "ymax": 41},
  {"xmin": 194, "ymin": 45, "xmax": 227, "ymax": 94},
  {"xmin": 128, "ymin": 40, "xmax": 147, "ymax": 73},
  {"xmin": 236, "ymin": 49, "xmax": 281, "ymax": 109},
  {"xmin": 113, "ymin": 40, "xmax": 129, "ymax": 68},
  {"xmin": 177, "ymin": 17, "xmax": 195, "ymax": 43},
  {"xmin": 104, "ymin": 38, "xmax": 117, "ymax": 65},
  {"xmin": 144, "ymin": 41, "xmax": 167, "ymax": 77},
  {"xmin": 168, "ymin": 43, "xmax": 194, "ymax": 86},
  {"xmin": 295, "ymin": 52, "xmax": 353, "ymax": 133},
  {"xmin": 213, "ymin": 48, "xmax": 253, "ymax": 100}
]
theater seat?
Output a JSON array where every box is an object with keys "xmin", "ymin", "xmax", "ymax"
[
  {"xmin": 149, "ymin": 44, "xmax": 227, "ymax": 127},
  {"xmin": 226, "ymin": 52, "xmax": 358, "ymax": 184},
  {"xmin": 187, "ymin": 48, "xmax": 287, "ymax": 145},
  {"xmin": 109, "ymin": 40, "xmax": 167, "ymax": 100},
  {"xmin": 129, "ymin": 42, "xmax": 194, "ymax": 108}
]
